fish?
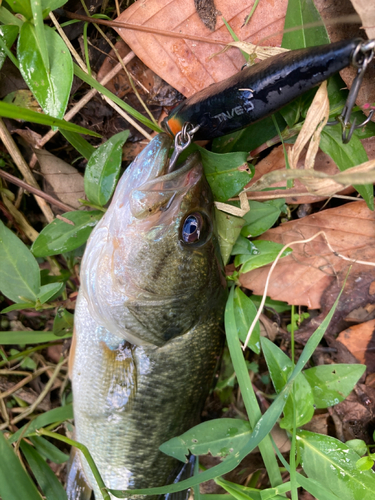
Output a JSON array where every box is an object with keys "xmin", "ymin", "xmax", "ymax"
[
  {"xmin": 163, "ymin": 38, "xmax": 362, "ymax": 140},
  {"xmin": 66, "ymin": 133, "xmax": 227, "ymax": 499}
]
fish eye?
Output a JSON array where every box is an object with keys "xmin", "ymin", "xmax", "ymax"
[{"xmin": 181, "ymin": 212, "xmax": 211, "ymax": 245}]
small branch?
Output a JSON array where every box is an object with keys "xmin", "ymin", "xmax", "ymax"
[{"xmin": 0, "ymin": 169, "xmax": 76, "ymax": 213}]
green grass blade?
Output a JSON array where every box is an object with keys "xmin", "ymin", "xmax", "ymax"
[
  {"xmin": 0, "ymin": 432, "xmax": 42, "ymax": 500},
  {"xmin": 0, "ymin": 330, "xmax": 71, "ymax": 344},
  {"xmin": 20, "ymin": 440, "xmax": 68, "ymax": 500}
]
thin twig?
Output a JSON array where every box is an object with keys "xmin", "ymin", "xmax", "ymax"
[
  {"xmin": 0, "ymin": 366, "xmax": 51, "ymax": 400},
  {"xmin": 63, "ymin": 11, "xmax": 227, "ymax": 45},
  {"xmin": 0, "ymin": 119, "xmax": 55, "ymax": 222},
  {"xmin": 0, "ymin": 169, "xmax": 76, "ymax": 213}
]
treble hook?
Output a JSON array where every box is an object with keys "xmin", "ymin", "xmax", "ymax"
[{"xmin": 327, "ymin": 39, "xmax": 375, "ymax": 143}]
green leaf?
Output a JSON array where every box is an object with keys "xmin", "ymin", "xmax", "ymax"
[
  {"xmin": 346, "ymin": 439, "xmax": 368, "ymax": 457},
  {"xmin": 250, "ymin": 295, "xmax": 291, "ymax": 313},
  {"xmin": 233, "ymin": 287, "xmax": 260, "ymax": 353},
  {"xmin": 30, "ymin": 0, "xmax": 49, "ymax": 71},
  {"xmin": 304, "ymin": 364, "xmax": 366, "ymax": 408},
  {"xmin": 0, "ymin": 25, "xmax": 19, "ymax": 71},
  {"xmin": 18, "ymin": 23, "xmax": 73, "ymax": 119},
  {"xmin": 160, "ymin": 418, "xmax": 251, "ymax": 462},
  {"xmin": 234, "ymin": 240, "xmax": 292, "ymax": 274},
  {"xmin": 0, "ymin": 101, "xmax": 100, "ymax": 136},
  {"xmin": 21, "ymin": 440, "xmax": 68, "ymax": 500},
  {"xmin": 212, "ymin": 114, "xmax": 286, "ymax": 154},
  {"xmin": 261, "ymin": 337, "xmax": 314, "ymax": 430},
  {"xmin": 84, "ymin": 131, "xmax": 129, "ymax": 206},
  {"xmin": 36, "ymin": 282, "xmax": 65, "ymax": 305},
  {"xmin": 0, "ymin": 432, "xmax": 42, "ymax": 500},
  {"xmin": 0, "ymin": 6, "xmax": 24, "ymax": 27},
  {"xmin": 74, "ymin": 64, "xmax": 162, "ymax": 133},
  {"xmin": 41, "ymin": 0, "xmax": 68, "ymax": 14},
  {"xmin": 355, "ymin": 456, "xmax": 374, "ymax": 472},
  {"xmin": 320, "ymin": 127, "xmax": 374, "ymax": 210},
  {"xmin": 241, "ymin": 200, "xmax": 286, "ymax": 238},
  {"xmin": 3, "ymin": 0, "xmax": 32, "ymax": 18},
  {"xmin": 29, "ymin": 435, "xmax": 69, "ymax": 464},
  {"xmin": 298, "ymin": 430, "xmax": 375, "ymax": 500},
  {"xmin": 9, "ymin": 404, "xmax": 73, "ymax": 443},
  {"xmin": 198, "ymin": 147, "xmax": 252, "ymax": 201},
  {"xmin": 0, "ymin": 330, "xmax": 71, "ymax": 344},
  {"xmin": 60, "ymin": 130, "xmax": 95, "ymax": 160},
  {"xmin": 215, "ymin": 477, "xmax": 262, "ymax": 500},
  {"xmin": 0, "ymin": 220, "xmax": 40, "ymax": 302},
  {"xmin": 1, "ymin": 302, "xmax": 36, "ymax": 313},
  {"xmin": 282, "ymin": 0, "xmax": 329, "ymax": 50},
  {"xmin": 53, "ymin": 307, "xmax": 74, "ymax": 336},
  {"xmin": 215, "ymin": 208, "xmax": 245, "ymax": 265},
  {"xmin": 31, "ymin": 210, "xmax": 103, "ymax": 257}
]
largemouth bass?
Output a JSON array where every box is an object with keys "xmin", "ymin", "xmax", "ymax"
[{"xmin": 67, "ymin": 133, "xmax": 227, "ymax": 499}]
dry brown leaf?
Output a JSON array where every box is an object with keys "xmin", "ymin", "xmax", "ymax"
[
  {"xmin": 337, "ymin": 320, "xmax": 375, "ymax": 372},
  {"xmin": 239, "ymin": 201, "xmax": 375, "ymax": 308},
  {"xmin": 350, "ymin": 0, "xmax": 375, "ymax": 40},
  {"xmin": 115, "ymin": 0, "xmax": 288, "ymax": 97},
  {"xmin": 35, "ymin": 150, "xmax": 85, "ymax": 211}
]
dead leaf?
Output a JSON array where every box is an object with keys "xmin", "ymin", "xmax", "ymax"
[
  {"xmin": 34, "ymin": 150, "xmax": 85, "ymax": 211},
  {"xmin": 239, "ymin": 201, "xmax": 375, "ymax": 309},
  {"xmin": 337, "ymin": 320, "xmax": 375, "ymax": 372},
  {"xmin": 350, "ymin": 0, "xmax": 375, "ymax": 40},
  {"xmin": 115, "ymin": 0, "xmax": 288, "ymax": 97}
]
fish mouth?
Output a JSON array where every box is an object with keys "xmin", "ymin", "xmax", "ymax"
[{"xmin": 129, "ymin": 137, "xmax": 202, "ymax": 220}]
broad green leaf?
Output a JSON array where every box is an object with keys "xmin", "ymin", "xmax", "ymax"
[
  {"xmin": 234, "ymin": 240, "xmax": 292, "ymax": 274},
  {"xmin": 84, "ymin": 131, "xmax": 129, "ymax": 206},
  {"xmin": 346, "ymin": 439, "xmax": 368, "ymax": 457},
  {"xmin": 0, "ymin": 330, "xmax": 71, "ymax": 344},
  {"xmin": 0, "ymin": 220, "xmax": 40, "ymax": 302},
  {"xmin": 198, "ymin": 147, "xmax": 252, "ymax": 202},
  {"xmin": 241, "ymin": 200, "xmax": 286, "ymax": 237},
  {"xmin": 320, "ymin": 127, "xmax": 374, "ymax": 210},
  {"xmin": 212, "ymin": 114, "xmax": 286, "ymax": 154},
  {"xmin": 21, "ymin": 440, "xmax": 68, "ymax": 500},
  {"xmin": 282, "ymin": 0, "xmax": 329, "ymax": 50},
  {"xmin": 41, "ymin": 0, "xmax": 69, "ymax": 14},
  {"xmin": 1, "ymin": 302, "xmax": 36, "ymax": 313},
  {"xmin": 0, "ymin": 25, "xmax": 19, "ymax": 71},
  {"xmin": 18, "ymin": 23, "xmax": 73, "ymax": 119},
  {"xmin": 9, "ymin": 404, "xmax": 73, "ymax": 443},
  {"xmin": 0, "ymin": 101, "xmax": 100, "ymax": 136},
  {"xmin": 231, "ymin": 235, "xmax": 258, "ymax": 256},
  {"xmin": 29, "ymin": 435, "xmax": 69, "ymax": 464},
  {"xmin": 356, "ymin": 457, "xmax": 374, "ymax": 472},
  {"xmin": 60, "ymin": 130, "xmax": 95, "ymax": 160},
  {"xmin": 261, "ymin": 337, "xmax": 314, "ymax": 430},
  {"xmin": 53, "ymin": 307, "xmax": 74, "ymax": 336},
  {"xmin": 3, "ymin": 0, "xmax": 32, "ymax": 18},
  {"xmin": 304, "ymin": 364, "xmax": 366, "ymax": 408},
  {"xmin": 0, "ymin": 432, "xmax": 42, "ymax": 500},
  {"xmin": 215, "ymin": 208, "xmax": 245, "ymax": 265},
  {"xmin": 0, "ymin": 6, "xmax": 24, "ymax": 27},
  {"xmin": 111, "ymin": 289, "xmax": 344, "ymax": 498},
  {"xmin": 298, "ymin": 430, "xmax": 375, "ymax": 500},
  {"xmin": 233, "ymin": 287, "xmax": 260, "ymax": 353},
  {"xmin": 36, "ymin": 282, "xmax": 65, "ymax": 305},
  {"xmin": 250, "ymin": 295, "xmax": 291, "ymax": 313},
  {"xmin": 159, "ymin": 418, "xmax": 251, "ymax": 462},
  {"xmin": 31, "ymin": 210, "xmax": 103, "ymax": 257},
  {"xmin": 74, "ymin": 64, "xmax": 162, "ymax": 133}
]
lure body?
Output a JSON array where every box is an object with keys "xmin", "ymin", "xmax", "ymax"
[
  {"xmin": 67, "ymin": 134, "xmax": 226, "ymax": 499},
  {"xmin": 164, "ymin": 38, "xmax": 361, "ymax": 140}
]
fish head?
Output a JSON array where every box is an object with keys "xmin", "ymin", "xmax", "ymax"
[{"xmin": 80, "ymin": 133, "xmax": 226, "ymax": 347}]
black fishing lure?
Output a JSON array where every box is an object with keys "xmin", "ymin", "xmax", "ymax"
[{"xmin": 163, "ymin": 38, "xmax": 374, "ymax": 142}]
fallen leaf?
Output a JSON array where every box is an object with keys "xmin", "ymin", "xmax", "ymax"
[
  {"xmin": 337, "ymin": 320, "xmax": 375, "ymax": 372},
  {"xmin": 35, "ymin": 149, "xmax": 85, "ymax": 211},
  {"xmin": 239, "ymin": 201, "xmax": 375, "ymax": 309},
  {"xmin": 115, "ymin": 0, "xmax": 288, "ymax": 97}
]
